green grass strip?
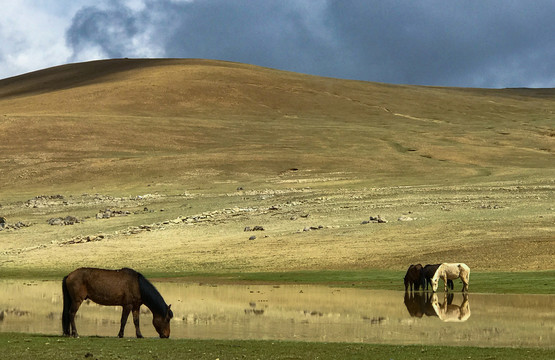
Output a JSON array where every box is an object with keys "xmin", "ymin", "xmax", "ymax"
[
  {"xmin": 1, "ymin": 333, "xmax": 553, "ymax": 360},
  {"xmin": 2, "ymin": 269, "xmax": 553, "ymax": 294},
  {"xmin": 191, "ymin": 269, "xmax": 555, "ymax": 294}
]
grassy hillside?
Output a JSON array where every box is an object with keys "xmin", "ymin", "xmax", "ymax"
[
  {"xmin": 1, "ymin": 58, "xmax": 553, "ymax": 195},
  {"xmin": 0, "ymin": 59, "xmax": 553, "ymax": 275}
]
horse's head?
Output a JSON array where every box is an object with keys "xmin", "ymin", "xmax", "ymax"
[
  {"xmin": 152, "ymin": 304, "xmax": 173, "ymax": 338},
  {"xmin": 431, "ymin": 277, "xmax": 439, "ymax": 292},
  {"xmin": 430, "ymin": 269, "xmax": 441, "ymax": 292}
]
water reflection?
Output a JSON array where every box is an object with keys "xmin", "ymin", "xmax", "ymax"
[
  {"xmin": 404, "ymin": 292, "xmax": 437, "ymax": 318},
  {"xmin": 432, "ymin": 293, "xmax": 471, "ymax": 322},
  {"xmin": 1, "ymin": 280, "xmax": 553, "ymax": 348},
  {"xmin": 404, "ymin": 292, "xmax": 471, "ymax": 322}
]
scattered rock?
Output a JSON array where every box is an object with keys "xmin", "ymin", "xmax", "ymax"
[
  {"xmin": 364, "ymin": 215, "xmax": 388, "ymax": 224},
  {"xmin": 302, "ymin": 225, "xmax": 324, "ymax": 232},
  {"xmin": 25, "ymin": 195, "xmax": 65, "ymax": 208},
  {"xmin": 47, "ymin": 216, "xmax": 80, "ymax": 226},
  {"xmin": 0, "ymin": 220, "xmax": 31, "ymax": 231},
  {"xmin": 480, "ymin": 204, "xmax": 502, "ymax": 209},
  {"xmin": 398, "ymin": 216, "xmax": 415, "ymax": 221},
  {"xmin": 249, "ymin": 235, "xmax": 257, "ymax": 240},
  {"xmin": 64, "ymin": 234, "xmax": 106, "ymax": 245},
  {"xmin": 96, "ymin": 209, "xmax": 131, "ymax": 219},
  {"xmin": 244, "ymin": 226, "xmax": 265, "ymax": 231}
]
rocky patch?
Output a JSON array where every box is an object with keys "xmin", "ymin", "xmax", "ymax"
[
  {"xmin": 63, "ymin": 234, "xmax": 106, "ymax": 245},
  {"xmin": 47, "ymin": 216, "xmax": 80, "ymax": 226},
  {"xmin": 0, "ymin": 217, "xmax": 31, "ymax": 231},
  {"xmin": 301, "ymin": 225, "xmax": 324, "ymax": 232},
  {"xmin": 25, "ymin": 194, "xmax": 65, "ymax": 208},
  {"xmin": 244, "ymin": 226, "xmax": 265, "ymax": 232},
  {"xmin": 361, "ymin": 215, "xmax": 388, "ymax": 224},
  {"xmin": 96, "ymin": 209, "xmax": 132, "ymax": 219}
]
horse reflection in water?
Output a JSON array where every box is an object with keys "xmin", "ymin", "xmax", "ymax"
[
  {"xmin": 404, "ymin": 292, "xmax": 470, "ymax": 322},
  {"xmin": 403, "ymin": 292, "xmax": 437, "ymax": 318}
]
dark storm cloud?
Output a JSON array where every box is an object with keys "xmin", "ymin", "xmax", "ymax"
[
  {"xmin": 65, "ymin": 0, "xmax": 555, "ymax": 88},
  {"xmin": 150, "ymin": 0, "xmax": 337, "ymax": 75},
  {"xmin": 324, "ymin": 0, "xmax": 555, "ymax": 87},
  {"xmin": 66, "ymin": 2, "xmax": 140, "ymax": 59}
]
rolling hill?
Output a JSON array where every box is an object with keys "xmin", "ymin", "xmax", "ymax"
[{"xmin": 1, "ymin": 58, "xmax": 553, "ymax": 197}]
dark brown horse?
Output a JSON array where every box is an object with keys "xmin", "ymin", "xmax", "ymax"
[
  {"xmin": 404, "ymin": 264, "xmax": 425, "ymax": 292},
  {"xmin": 62, "ymin": 267, "xmax": 173, "ymax": 338}
]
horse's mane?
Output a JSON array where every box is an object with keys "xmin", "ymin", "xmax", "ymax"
[{"xmin": 136, "ymin": 271, "xmax": 169, "ymax": 316}]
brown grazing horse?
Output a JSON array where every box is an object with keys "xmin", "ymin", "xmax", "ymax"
[
  {"xmin": 404, "ymin": 264, "xmax": 425, "ymax": 292},
  {"xmin": 62, "ymin": 267, "xmax": 173, "ymax": 338}
]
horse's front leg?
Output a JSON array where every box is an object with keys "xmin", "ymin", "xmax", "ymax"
[
  {"xmin": 118, "ymin": 306, "xmax": 131, "ymax": 338},
  {"xmin": 442, "ymin": 275, "xmax": 449, "ymax": 293},
  {"xmin": 132, "ymin": 307, "xmax": 144, "ymax": 338}
]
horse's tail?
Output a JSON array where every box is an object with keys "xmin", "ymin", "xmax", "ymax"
[{"xmin": 62, "ymin": 275, "xmax": 71, "ymax": 336}]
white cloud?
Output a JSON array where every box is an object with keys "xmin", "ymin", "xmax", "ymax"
[{"xmin": 0, "ymin": 1, "xmax": 89, "ymax": 78}]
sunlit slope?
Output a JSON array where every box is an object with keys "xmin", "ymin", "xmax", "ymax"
[{"xmin": 0, "ymin": 58, "xmax": 553, "ymax": 195}]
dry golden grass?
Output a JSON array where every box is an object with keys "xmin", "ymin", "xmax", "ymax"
[{"xmin": 0, "ymin": 59, "xmax": 553, "ymax": 274}]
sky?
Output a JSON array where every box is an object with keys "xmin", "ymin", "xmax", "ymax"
[{"xmin": 1, "ymin": 0, "xmax": 554, "ymax": 88}]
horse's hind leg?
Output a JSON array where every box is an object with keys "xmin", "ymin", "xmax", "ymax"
[
  {"xmin": 132, "ymin": 307, "xmax": 143, "ymax": 338},
  {"xmin": 118, "ymin": 306, "xmax": 131, "ymax": 338},
  {"xmin": 461, "ymin": 272, "xmax": 469, "ymax": 292},
  {"xmin": 69, "ymin": 300, "xmax": 82, "ymax": 337},
  {"xmin": 461, "ymin": 279, "xmax": 469, "ymax": 292}
]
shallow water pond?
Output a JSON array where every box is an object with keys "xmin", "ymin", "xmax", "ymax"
[{"xmin": 0, "ymin": 280, "xmax": 553, "ymax": 347}]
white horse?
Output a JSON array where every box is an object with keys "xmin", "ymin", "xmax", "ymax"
[
  {"xmin": 431, "ymin": 263, "xmax": 470, "ymax": 292},
  {"xmin": 431, "ymin": 293, "xmax": 471, "ymax": 322}
]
